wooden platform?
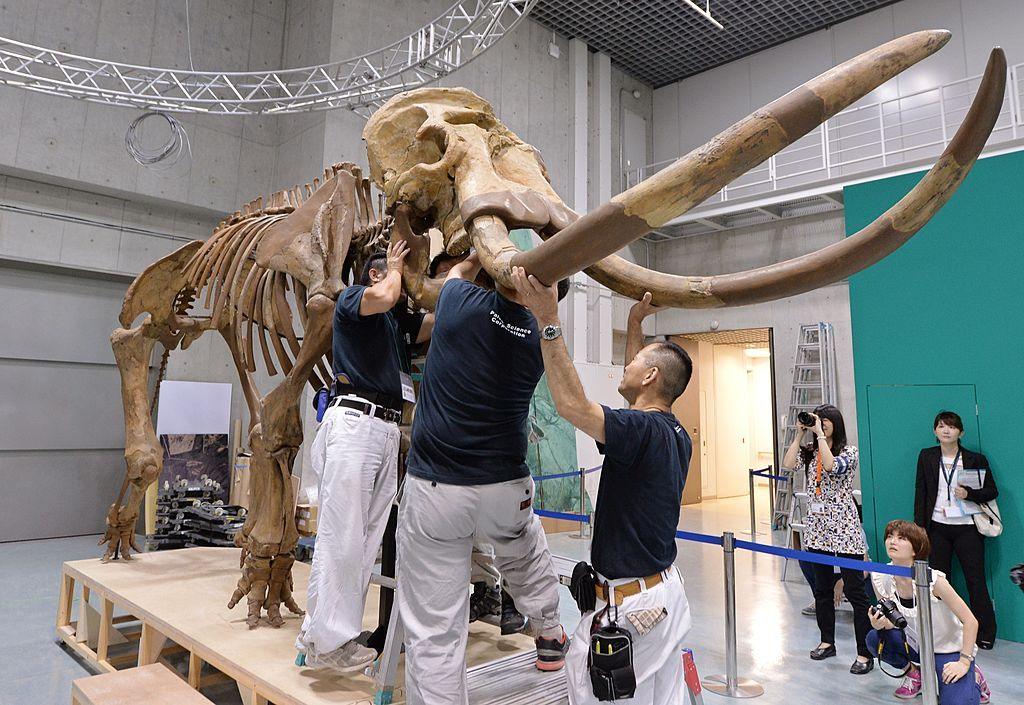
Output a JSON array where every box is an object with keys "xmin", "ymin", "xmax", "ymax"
[
  {"xmin": 72, "ymin": 663, "xmax": 213, "ymax": 705},
  {"xmin": 57, "ymin": 547, "xmax": 535, "ymax": 705}
]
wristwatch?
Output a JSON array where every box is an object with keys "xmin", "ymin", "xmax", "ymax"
[{"xmin": 541, "ymin": 324, "xmax": 562, "ymax": 341}]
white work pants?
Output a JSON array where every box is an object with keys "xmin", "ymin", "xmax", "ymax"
[
  {"xmin": 397, "ymin": 474, "xmax": 563, "ymax": 705},
  {"xmin": 566, "ymin": 567, "xmax": 692, "ymax": 705},
  {"xmin": 296, "ymin": 405, "xmax": 400, "ymax": 655}
]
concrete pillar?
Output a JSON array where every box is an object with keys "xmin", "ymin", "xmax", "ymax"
[
  {"xmin": 567, "ymin": 38, "xmax": 589, "ymax": 363},
  {"xmin": 594, "ymin": 52, "xmax": 613, "ymax": 365}
]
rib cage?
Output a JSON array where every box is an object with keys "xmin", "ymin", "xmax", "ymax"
[{"xmin": 178, "ymin": 166, "xmax": 387, "ymax": 393}]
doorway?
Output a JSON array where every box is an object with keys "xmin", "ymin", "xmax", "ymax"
[{"xmin": 670, "ymin": 328, "xmax": 777, "ymax": 516}]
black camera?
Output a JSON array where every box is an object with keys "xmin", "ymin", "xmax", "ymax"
[
  {"xmin": 797, "ymin": 411, "xmax": 816, "ymax": 427},
  {"xmin": 876, "ymin": 598, "xmax": 908, "ymax": 630}
]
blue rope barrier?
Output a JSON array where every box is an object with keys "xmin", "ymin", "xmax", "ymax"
[
  {"xmin": 532, "ymin": 505, "xmax": 909, "ymax": 577},
  {"xmin": 732, "ymin": 538, "xmax": 913, "ymax": 577},
  {"xmin": 535, "ymin": 509, "xmax": 591, "ymax": 523},
  {"xmin": 532, "ymin": 465, "xmax": 601, "ymax": 482},
  {"xmin": 750, "ymin": 469, "xmax": 787, "ymax": 481},
  {"xmin": 675, "ymin": 530, "xmax": 723, "ymax": 547}
]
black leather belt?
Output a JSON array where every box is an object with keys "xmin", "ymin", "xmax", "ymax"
[
  {"xmin": 333, "ymin": 383, "xmax": 403, "ymax": 412},
  {"xmin": 328, "ymin": 395, "xmax": 402, "ymax": 424}
]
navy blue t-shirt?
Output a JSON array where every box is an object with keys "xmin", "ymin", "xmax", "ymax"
[
  {"xmin": 407, "ymin": 278, "xmax": 543, "ymax": 485},
  {"xmin": 591, "ymin": 406, "xmax": 691, "ymax": 580},
  {"xmin": 332, "ymin": 285, "xmax": 424, "ymax": 401}
]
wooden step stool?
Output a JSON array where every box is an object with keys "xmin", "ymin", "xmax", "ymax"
[{"xmin": 71, "ymin": 663, "xmax": 213, "ymax": 705}]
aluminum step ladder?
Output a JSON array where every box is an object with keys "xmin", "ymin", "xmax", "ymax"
[{"xmin": 773, "ymin": 323, "xmax": 837, "ymax": 580}]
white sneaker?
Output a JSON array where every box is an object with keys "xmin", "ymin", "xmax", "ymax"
[{"xmin": 307, "ymin": 640, "xmax": 377, "ymax": 673}]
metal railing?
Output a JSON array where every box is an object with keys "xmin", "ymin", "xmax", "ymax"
[{"xmin": 625, "ymin": 62, "xmax": 1024, "ymax": 201}]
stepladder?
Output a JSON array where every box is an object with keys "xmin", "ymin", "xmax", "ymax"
[{"xmin": 774, "ymin": 322, "xmax": 837, "ymax": 580}]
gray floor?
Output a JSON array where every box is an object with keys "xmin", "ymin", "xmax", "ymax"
[{"xmin": 1, "ymin": 492, "xmax": 1022, "ymax": 704}]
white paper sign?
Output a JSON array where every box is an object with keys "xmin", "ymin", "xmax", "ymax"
[
  {"xmin": 959, "ymin": 469, "xmax": 986, "ymax": 490},
  {"xmin": 156, "ymin": 381, "xmax": 232, "ymax": 435}
]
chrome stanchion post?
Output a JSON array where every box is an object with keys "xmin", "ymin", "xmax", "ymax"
[
  {"xmin": 747, "ymin": 470, "xmax": 757, "ymax": 539},
  {"xmin": 702, "ymin": 532, "xmax": 764, "ymax": 698},
  {"xmin": 767, "ymin": 470, "xmax": 775, "ymax": 529},
  {"xmin": 914, "ymin": 560, "xmax": 940, "ymax": 705},
  {"xmin": 571, "ymin": 466, "xmax": 590, "ymax": 539}
]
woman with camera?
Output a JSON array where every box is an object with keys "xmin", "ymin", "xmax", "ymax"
[
  {"xmin": 914, "ymin": 410, "xmax": 999, "ymax": 649},
  {"xmin": 869, "ymin": 520, "xmax": 990, "ymax": 703},
  {"xmin": 782, "ymin": 404, "xmax": 874, "ymax": 674}
]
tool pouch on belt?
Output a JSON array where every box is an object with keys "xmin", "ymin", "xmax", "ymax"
[
  {"xmin": 570, "ymin": 561, "xmax": 597, "ymax": 614},
  {"xmin": 589, "ymin": 624, "xmax": 636, "ymax": 701},
  {"xmin": 313, "ymin": 387, "xmax": 330, "ymax": 422}
]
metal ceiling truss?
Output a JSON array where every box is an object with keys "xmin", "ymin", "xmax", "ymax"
[{"xmin": 0, "ymin": 0, "xmax": 536, "ymax": 116}]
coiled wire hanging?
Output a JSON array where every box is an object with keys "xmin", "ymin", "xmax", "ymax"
[{"xmin": 124, "ymin": 111, "xmax": 192, "ymax": 169}]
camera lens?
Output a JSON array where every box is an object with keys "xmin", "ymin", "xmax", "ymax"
[{"xmin": 797, "ymin": 411, "xmax": 814, "ymax": 426}]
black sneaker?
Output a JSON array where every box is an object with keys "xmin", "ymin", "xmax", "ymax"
[
  {"xmin": 469, "ymin": 582, "xmax": 501, "ymax": 623},
  {"xmin": 500, "ymin": 589, "xmax": 528, "ymax": 635},
  {"xmin": 535, "ymin": 629, "xmax": 569, "ymax": 671}
]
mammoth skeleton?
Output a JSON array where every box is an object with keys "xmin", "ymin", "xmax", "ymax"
[{"xmin": 102, "ymin": 31, "xmax": 1005, "ymax": 628}]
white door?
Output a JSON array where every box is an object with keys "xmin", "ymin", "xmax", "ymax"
[{"xmin": 712, "ymin": 346, "xmax": 751, "ymax": 498}]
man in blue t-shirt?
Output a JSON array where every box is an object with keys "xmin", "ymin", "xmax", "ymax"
[
  {"xmin": 513, "ymin": 268, "xmax": 694, "ymax": 705},
  {"xmin": 396, "ymin": 252, "xmax": 569, "ymax": 705},
  {"xmin": 297, "ymin": 240, "xmax": 433, "ymax": 674}
]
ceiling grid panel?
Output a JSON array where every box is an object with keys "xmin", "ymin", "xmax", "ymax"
[{"xmin": 531, "ymin": 0, "xmax": 902, "ymax": 87}]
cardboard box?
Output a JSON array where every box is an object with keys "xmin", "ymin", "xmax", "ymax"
[
  {"xmin": 230, "ymin": 453, "xmax": 251, "ymax": 509},
  {"xmin": 296, "ymin": 503, "xmax": 319, "ymax": 535},
  {"xmin": 232, "ymin": 453, "xmax": 300, "ymax": 514}
]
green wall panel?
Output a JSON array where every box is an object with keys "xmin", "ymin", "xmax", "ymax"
[
  {"xmin": 847, "ymin": 149, "xmax": 1024, "ymax": 642},
  {"xmin": 508, "ymin": 229, "xmax": 583, "ymax": 513}
]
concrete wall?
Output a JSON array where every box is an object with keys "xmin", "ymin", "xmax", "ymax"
[
  {"xmin": 640, "ymin": 0, "xmax": 1024, "ymax": 470},
  {"xmin": 0, "ymin": 263, "xmax": 136, "ymax": 541},
  {"xmin": 652, "ymin": 0, "xmax": 1024, "ymax": 168},
  {"xmin": 0, "ymin": 0, "xmax": 288, "ymax": 214},
  {"xmin": 649, "ymin": 212, "xmax": 859, "ymax": 448},
  {"xmin": 0, "ymin": 1, "xmax": 651, "ymax": 537}
]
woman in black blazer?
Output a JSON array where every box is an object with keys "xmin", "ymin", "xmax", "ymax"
[{"xmin": 914, "ymin": 410, "xmax": 999, "ymax": 648}]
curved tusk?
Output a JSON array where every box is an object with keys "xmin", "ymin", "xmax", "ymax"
[
  {"xmin": 573, "ymin": 47, "xmax": 1007, "ymax": 308},
  {"xmin": 513, "ymin": 30, "xmax": 953, "ymax": 285},
  {"xmin": 391, "ymin": 205, "xmax": 444, "ymax": 310}
]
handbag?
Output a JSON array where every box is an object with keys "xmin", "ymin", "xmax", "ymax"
[
  {"xmin": 969, "ymin": 466, "xmax": 1003, "ymax": 538},
  {"xmin": 973, "ymin": 499, "xmax": 1002, "ymax": 537}
]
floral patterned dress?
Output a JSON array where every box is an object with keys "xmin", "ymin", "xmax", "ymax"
[{"xmin": 802, "ymin": 445, "xmax": 866, "ymax": 555}]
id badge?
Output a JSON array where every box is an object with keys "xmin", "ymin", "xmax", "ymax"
[
  {"xmin": 944, "ymin": 505, "xmax": 965, "ymax": 519},
  {"xmin": 810, "ymin": 501, "xmax": 826, "ymax": 515},
  {"xmin": 400, "ymin": 372, "xmax": 415, "ymax": 403}
]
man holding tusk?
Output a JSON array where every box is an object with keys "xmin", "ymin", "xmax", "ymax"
[
  {"xmin": 296, "ymin": 240, "xmax": 434, "ymax": 673},
  {"xmin": 512, "ymin": 267, "xmax": 693, "ymax": 705},
  {"xmin": 396, "ymin": 250, "xmax": 571, "ymax": 705}
]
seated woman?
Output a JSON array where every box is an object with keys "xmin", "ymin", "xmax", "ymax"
[{"xmin": 869, "ymin": 520, "xmax": 990, "ymax": 704}]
